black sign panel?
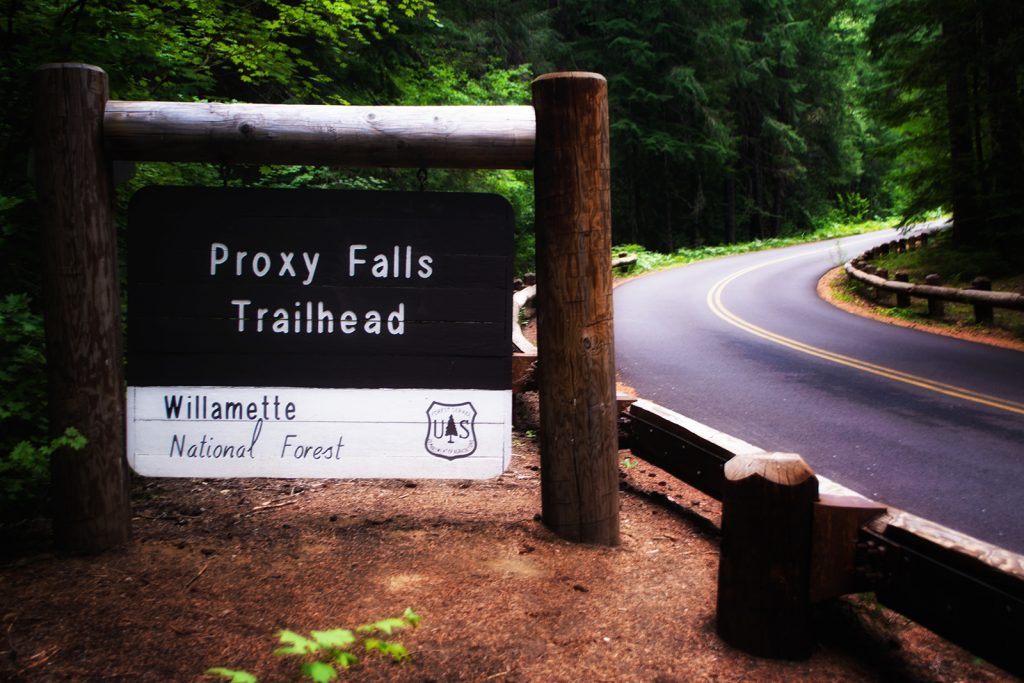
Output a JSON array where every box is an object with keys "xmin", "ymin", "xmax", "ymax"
[{"xmin": 128, "ymin": 187, "xmax": 513, "ymax": 390}]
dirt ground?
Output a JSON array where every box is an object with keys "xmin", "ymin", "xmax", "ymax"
[{"xmin": 0, "ymin": 399, "xmax": 1016, "ymax": 682}]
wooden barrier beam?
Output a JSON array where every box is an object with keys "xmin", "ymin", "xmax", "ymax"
[
  {"xmin": 625, "ymin": 399, "xmax": 756, "ymax": 500},
  {"xmin": 533, "ymin": 72, "xmax": 619, "ymax": 545},
  {"xmin": 844, "ymin": 261, "xmax": 1024, "ymax": 310},
  {"xmin": 34, "ymin": 63, "xmax": 131, "ymax": 553},
  {"xmin": 864, "ymin": 516, "xmax": 1024, "ymax": 677},
  {"xmin": 105, "ymin": 101, "xmax": 536, "ymax": 169}
]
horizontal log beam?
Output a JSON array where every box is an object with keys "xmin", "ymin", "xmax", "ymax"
[
  {"xmin": 625, "ymin": 399, "xmax": 762, "ymax": 500},
  {"xmin": 864, "ymin": 512, "xmax": 1024, "ymax": 677},
  {"xmin": 845, "ymin": 262, "xmax": 1024, "ymax": 310},
  {"xmin": 104, "ymin": 101, "xmax": 536, "ymax": 169}
]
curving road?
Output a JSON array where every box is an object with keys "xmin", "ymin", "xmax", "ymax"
[{"xmin": 615, "ymin": 229, "xmax": 1024, "ymax": 553}]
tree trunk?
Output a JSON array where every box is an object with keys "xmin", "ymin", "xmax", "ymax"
[
  {"xmin": 663, "ymin": 153, "xmax": 674, "ymax": 251},
  {"xmin": 770, "ymin": 180, "xmax": 783, "ymax": 238},
  {"xmin": 943, "ymin": 20, "xmax": 983, "ymax": 248},
  {"xmin": 751, "ymin": 143, "xmax": 764, "ymax": 240},
  {"xmin": 981, "ymin": 0, "xmax": 1024, "ymax": 244},
  {"xmin": 725, "ymin": 174, "xmax": 737, "ymax": 244}
]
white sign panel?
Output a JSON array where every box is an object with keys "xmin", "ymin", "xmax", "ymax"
[{"xmin": 127, "ymin": 387, "xmax": 511, "ymax": 479}]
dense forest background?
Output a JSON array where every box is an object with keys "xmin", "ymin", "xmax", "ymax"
[{"xmin": 1, "ymin": 0, "xmax": 1021, "ymax": 512}]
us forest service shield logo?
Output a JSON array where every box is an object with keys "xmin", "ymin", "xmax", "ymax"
[{"xmin": 425, "ymin": 401, "xmax": 478, "ymax": 460}]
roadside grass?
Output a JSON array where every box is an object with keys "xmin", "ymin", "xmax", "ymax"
[{"xmin": 613, "ymin": 218, "xmax": 895, "ymax": 276}]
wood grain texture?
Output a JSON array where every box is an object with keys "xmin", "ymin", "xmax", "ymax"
[
  {"xmin": 868, "ymin": 507, "xmax": 1024, "ymax": 580},
  {"xmin": 34, "ymin": 64, "xmax": 131, "ymax": 553},
  {"xmin": 716, "ymin": 451, "xmax": 818, "ymax": 659},
  {"xmin": 105, "ymin": 101, "xmax": 536, "ymax": 169},
  {"xmin": 724, "ymin": 451, "xmax": 814, "ymax": 486},
  {"xmin": 533, "ymin": 72, "xmax": 619, "ymax": 545}
]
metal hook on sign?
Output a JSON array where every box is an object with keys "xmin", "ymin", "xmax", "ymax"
[{"xmin": 417, "ymin": 167, "xmax": 428, "ymax": 192}]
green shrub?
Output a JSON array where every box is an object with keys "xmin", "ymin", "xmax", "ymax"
[{"xmin": 0, "ymin": 292, "xmax": 61, "ymax": 517}]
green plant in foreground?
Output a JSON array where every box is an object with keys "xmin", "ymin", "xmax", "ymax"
[
  {"xmin": 620, "ymin": 457, "xmax": 637, "ymax": 470},
  {"xmin": 208, "ymin": 608, "xmax": 420, "ymax": 683}
]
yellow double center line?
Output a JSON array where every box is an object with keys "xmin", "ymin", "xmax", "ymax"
[{"xmin": 706, "ymin": 249, "xmax": 1024, "ymax": 416}]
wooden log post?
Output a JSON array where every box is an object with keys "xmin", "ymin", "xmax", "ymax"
[
  {"xmin": 717, "ymin": 452, "xmax": 818, "ymax": 659},
  {"xmin": 875, "ymin": 268, "xmax": 890, "ymax": 305},
  {"xmin": 924, "ymin": 273, "xmax": 945, "ymax": 318},
  {"xmin": 970, "ymin": 276, "xmax": 994, "ymax": 324},
  {"xmin": 532, "ymin": 72, "xmax": 619, "ymax": 545},
  {"xmin": 895, "ymin": 272, "xmax": 911, "ymax": 308},
  {"xmin": 33, "ymin": 64, "xmax": 131, "ymax": 553}
]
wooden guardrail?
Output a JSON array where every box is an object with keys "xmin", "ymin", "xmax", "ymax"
[
  {"xmin": 621, "ymin": 398, "xmax": 1024, "ymax": 675},
  {"xmin": 845, "ymin": 229, "xmax": 1024, "ymax": 322}
]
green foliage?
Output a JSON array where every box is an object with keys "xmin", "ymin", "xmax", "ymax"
[
  {"xmin": 832, "ymin": 192, "xmax": 871, "ymax": 224},
  {"xmin": 1, "ymin": 427, "xmax": 87, "ymax": 516},
  {"xmin": 0, "ymin": 292, "xmax": 58, "ymax": 517},
  {"xmin": 557, "ymin": 0, "xmax": 885, "ymax": 250},
  {"xmin": 207, "ymin": 608, "xmax": 420, "ymax": 682},
  {"xmin": 206, "ymin": 669, "xmax": 258, "ymax": 683},
  {"xmin": 867, "ymin": 0, "xmax": 1024, "ymax": 253},
  {"xmin": 2, "ymin": 0, "xmax": 437, "ymax": 104},
  {"xmin": 0, "ymin": 293, "xmax": 46, "ymax": 425}
]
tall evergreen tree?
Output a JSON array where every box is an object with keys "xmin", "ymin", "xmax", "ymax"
[
  {"xmin": 869, "ymin": 0, "xmax": 1024, "ymax": 255},
  {"xmin": 553, "ymin": 0, "xmax": 875, "ymax": 249}
]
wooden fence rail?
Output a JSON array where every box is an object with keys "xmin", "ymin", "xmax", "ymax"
[
  {"xmin": 845, "ymin": 232, "xmax": 1024, "ymax": 317},
  {"xmin": 104, "ymin": 101, "xmax": 536, "ymax": 169},
  {"xmin": 622, "ymin": 398, "xmax": 1024, "ymax": 676}
]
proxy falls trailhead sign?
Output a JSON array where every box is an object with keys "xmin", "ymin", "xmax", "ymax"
[{"xmin": 126, "ymin": 187, "xmax": 513, "ymax": 480}]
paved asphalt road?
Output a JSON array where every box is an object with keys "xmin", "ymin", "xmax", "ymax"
[{"xmin": 614, "ymin": 228, "xmax": 1024, "ymax": 554}]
